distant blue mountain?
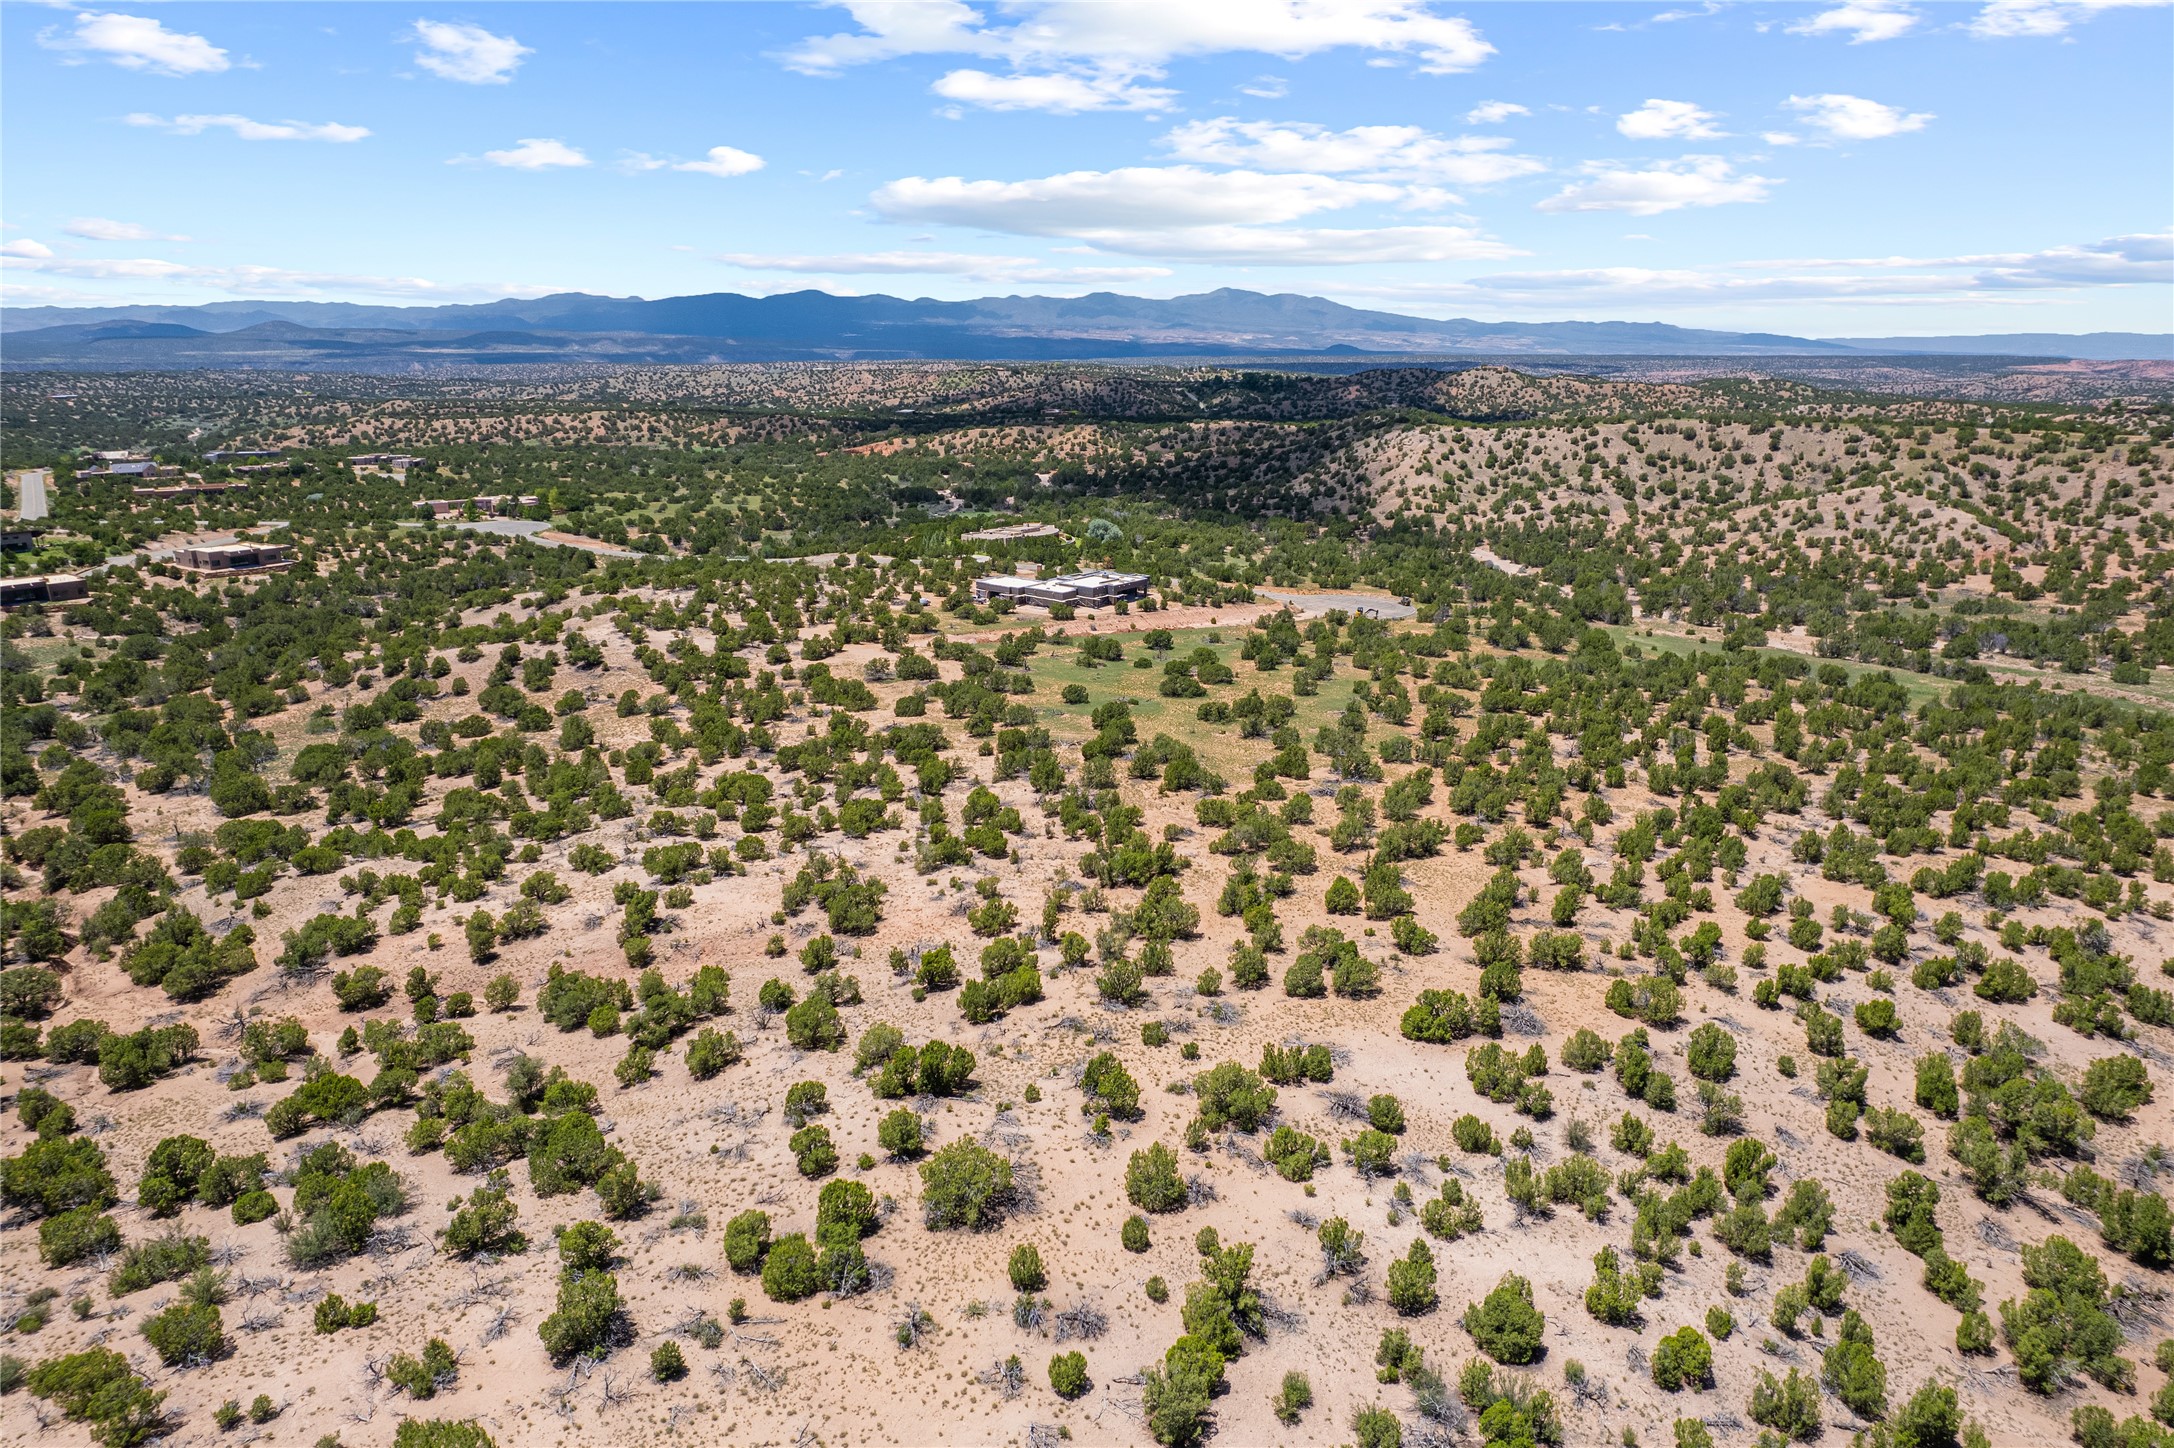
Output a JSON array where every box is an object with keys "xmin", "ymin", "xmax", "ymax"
[{"xmin": 2, "ymin": 287, "xmax": 2165, "ymax": 364}]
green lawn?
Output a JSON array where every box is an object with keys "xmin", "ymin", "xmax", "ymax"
[{"xmin": 1017, "ymin": 623, "xmax": 1364, "ymax": 778}]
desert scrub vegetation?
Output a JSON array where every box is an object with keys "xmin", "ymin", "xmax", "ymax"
[{"xmin": 4, "ymin": 364, "xmax": 2171, "ymax": 1447}]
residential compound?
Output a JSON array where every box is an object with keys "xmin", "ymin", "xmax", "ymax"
[
  {"xmin": 349, "ymin": 453, "xmax": 429, "ymax": 473},
  {"xmin": 0, "ymin": 574, "xmax": 87, "ymax": 608},
  {"xmin": 960, "ymin": 521, "xmax": 1064, "ymax": 542},
  {"xmin": 419, "ymin": 495, "xmax": 542, "ymax": 518},
  {"xmin": 971, "ymin": 566, "xmax": 1151, "ymax": 610},
  {"xmin": 172, "ymin": 541, "xmax": 292, "ymax": 574},
  {"xmin": 134, "ymin": 481, "xmax": 246, "ymax": 502}
]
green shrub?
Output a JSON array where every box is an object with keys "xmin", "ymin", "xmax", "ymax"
[
  {"xmin": 920, "ymin": 1140, "xmax": 1015, "ymax": 1229},
  {"xmin": 1126, "ymin": 1142, "xmax": 1187, "ymax": 1212},
  {"xmin": 1651, "ymin": 1326, "xmax": 1712, "ymax": 1391},
  {"xmin": 1463, "ymin": 1273, "xmax": 1544, "ymax": 1364},
  {"xmin": 387, "ymin": 1338, "xmax": 457, "ymax": 1399},
  {"xmin": 314, "ymin": 1293, "xmax": 378, "ymax": 1333},
  {"xmin": 1685, "ymin": 1023, "xmax": 1736, "ymax": 1082},
  {"xmin": 538, "ymin": 1270, "xmax": 622, "ymax": 1362},
  {"xmin": 1049, "ymin": 1350, "xmax": 1088, "ymax": 1399},
  {"xmin": 38, "ymin": 1206, "xmax": 121, "ymax": 1268},
  {"xmin": 1748, "ymin": 1367, "xmax": 1822, "ymax": 1442},
  {"xmin": 1353, "ymin": 1405, "xmax": 1402, "ymax": 1448},
  {"xmin": 392, "ymin": 1422, "xmax": 497, "ymax": 1448},
  {"xmin": 761, "ymin": 1233, "xmax": 822, "ymax": 1302},
  {"xmin": 1272, "ymin": 1369, "xmax": 1313, "ymax": 1424},
  {"xmin": 110, "ymin": 1233, "xmax": 208, "ymax": 1296},
  {"xmin": 2, "ymin": 1135, "xmax": 117, "ymax": 1218},
  {"xmin": 1386, "ymin": 1239, "xmax": 1438, "ymax": 1316},
  {"xmin": 140, "ymin": 1301, "xmax": 226, "ymax": 1367},
  {"xmin": 724, "ymin": 1209, "xmax": 772, "ymax": 1271},
  {"xmin": 877, "ymin": 1107, "xmax": 924, "ymax": 1158}
]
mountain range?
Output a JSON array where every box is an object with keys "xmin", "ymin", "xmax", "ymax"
[{"xmin": 2, "ymin": 288, "xmax": 2166, "ymax": 368}]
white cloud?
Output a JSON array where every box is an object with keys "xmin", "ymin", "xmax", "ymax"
[
  {"xmin": 1162, "ymin": 117, "xmax": 1544, "ymax": 186},
  {"xmin": 868, "ymin": 163, "xmax": 1518, "ymax": 264},
  {"xmin": 1958, "ymin": 229, "xmax": 2171, "ymax": 287},
  {"xmin": 716, "ymin": 250, "xmax": 1171, "ymax": 283},
  {"xmin": 473, "ymin": 138, "xmax": 590, "ymax": 170},
  {"xmin": 0, "ymin": 249, "xmax": 561, "ymax": 300},
  {"xmin": 622, "ymin": 146, "xmax": 766, "ymax": 177},
  {"xmin": 1786, "ymin": 1, "xmax": 1921, "ymax": 43},
  {"xmin": 125, "ymin": 113, "xmax": 371, "ymax": 143},
  {"xmin": 1086, "ymin": 224, "xmax": 1518, "ymax": 264},
  {"xmin": 782, "ymin": 1, "xmax": 1493, "ymax": 116},
  {"xmin": 874, "ymin": 166, "xmax": 1402, "ymax": 234},
  {"xmin": 1239, "ymin": 75, "xmax": 1289, "ymax": 98},
  {"xmin": 675, "ymin": 145, "xmax": 765, "ymax": 178},
  {"xmin": 1616, "ymin": 98, "xmax": 1725, "ymax": 140},
  {"xmin": 785, "ymin": 0, "xmax": 1496, "ymax": 74},
  {"xmin": 1, "ymin": 239, "xmax": 56, "ymax": 260},
  {"xmin": 1464, "ymin": 100, "xmax": 1530, "ymax": 125},
  {"xmin": 409, "ymin": 20, "xmax": 530, "ymax": 83},
  {"xmin": 1968, "ymin": 0, "xmax": 2169, "ymax": 37},
  {"xmin": 1784, "ymin": 93, "xmax": 1933, "ymax": 139},
  {"xmin": 1762, "ymin": 131, "xmax": 1802, "ymax": 145},
  {"xmin": 931, "ymin": 68, "xmax": 1174, "ymax": 112},
  {"xmin": 1536, "ymin": 155, "xmax": 1773, "ymax": 214},
  {"xmin": 1336, "ymin": 230, "xmax": 2172, "ymax": 310},
  {"xmin": 38, "ymin": 11, "xmax": 229, "ymax": 76},
  {"xmin": 65, "ymin": 218, "xmax": 187, "ymax": 242}
]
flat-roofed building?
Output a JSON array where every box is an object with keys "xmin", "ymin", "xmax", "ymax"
[
  {"xmin": 0, "ymin": 574, "xmax": 87, "ymax": 607},
  {"xmin": 421, "ymin": 494, "xmax": 541, "ymax": 518},
  {"xmin": 174, "ymin": 542, "xmax": 292, "ymax": 574},
  {"xmin": 973, "ymin": 566, "xmax": 1150, "ymax": 609},
  {"xmin": 349, "ymin": 453, "xmax": 428, "ymax": 472},
  {"xmin": 134, "ymin": 481, "xmax": 246, "ymax": 501},
  {"xmin": 204, "ymin": 449, "xmax": 283, "ymax": 463}
]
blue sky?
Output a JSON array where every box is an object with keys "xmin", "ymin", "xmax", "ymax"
[{"xmin": 3, "ymin": 0, "xmax": 2169, "ymax": 335}]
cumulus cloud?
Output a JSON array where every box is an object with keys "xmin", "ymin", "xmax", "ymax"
[
  {"xmin": 1616, "ymin": 98, "xmax": 1726, "ymax": 140},
  {"xmin": 1536, "ymin": 155, "xmax": 1773, "ymax": 214},
  {"xmin": 1967, "ymin": 0, "xmax": 2169, "ymax": 36},
  {"xmin": 125, "ymin": 113, "xmax": 371, "ymax": 143},
  {"xmin": 716, "ymin": 250, "xmax": 1171, "ymax": 283},
  {"xmin": 874, "ymin": 166, "xmax": 1404, "ymax": 235},
  {"xmin": 38, "ymin": 11, "xmax": 230, "ymax": 75},
  {"xmin": 473, "ymin": 138, "xmax": 590, "ymax": 170},
  {"xmin": 1464, "ymin": 100, "xmax": 1530, "ymax": 125},
  {"xmin": 1162, "ymin": 117, "xmax": 1544, "ymax": 187},
  {"xmin": 409, "ymin": 19, "xmax": 531, "ymax": 83},
  {"xmin": 1785, "ymin": 93, "xmax": 1933, "ymax": 139},
  {"xmin": 1786, "ymin": 1, "xmax": 1921, "ymax": 42},
  {"xmin": 1, "ymin": 239, "xmax": 57, "ymax": 259},
  {"xmin": 933, "ymin": 69, "xmax": 1173, "ymax": 112},
  {"xmin": 65, "ymin": 218, "xmax": 188, "ymax": 242},
  {"xmin": 867, "ymin": 164, "xmax": 1519, "ymax": 264},
  {"xmin": 782, "ymin": 1, "xmax": 1493, "ymax": 115},
  {"xmin": 785, "ymin": 0, "xmax": 1496, "ymax": 73},
  {"xmin": 675, "ymin": 145, "xmax": 765, "ymax": 178}
]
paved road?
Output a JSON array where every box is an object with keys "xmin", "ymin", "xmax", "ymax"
[
  {"xmin": 1257, "ymin": 589, "xmax": 1416, "ymax": 620},
  {"xmin": 435, "ymin": 516, "xmax": 643, "ymax": 558},
  {"xmin": 15, "ymin": 469, "xmax": 50, "ymax": 521}
]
